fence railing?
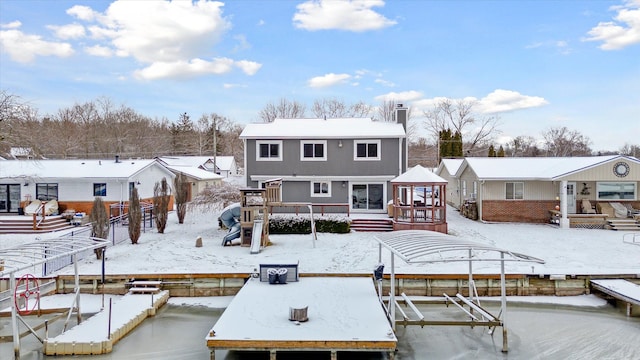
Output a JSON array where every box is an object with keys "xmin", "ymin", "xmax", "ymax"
[{"xmin": 42, "ymin": 208, "xmax": 155, "ymax": 276}]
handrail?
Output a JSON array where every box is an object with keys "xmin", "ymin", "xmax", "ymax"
[{"xmin": 31, "ymin": 203, "xmax": 46, "ymax": 230}]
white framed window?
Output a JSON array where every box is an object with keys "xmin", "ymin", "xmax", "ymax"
[
  {"xmin": 311, "ymin": 181, "xmax": 331, "ymax": 197},
  {"xmin": 505, "ymin": 182, "xmax": 524, "ymax": 200},
  {"xmin": 256, "ymin": 140, "xmax": 282, "ymax": 161},
  {"xmin": 462, "ymin": 180, "xmax": 467, "ymax": 197},
  {"xmin": 353, "ymin": 140, "xmax": 380, "ymax": 161},
  {"xmin": 596, "ymin": 182, "xmax": 636, "ymax": 200},
  {"xmin": 300, "ymin": 140, "xmax": 327, "ymax": 161}
]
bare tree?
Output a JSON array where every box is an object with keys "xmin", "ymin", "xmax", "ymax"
[
  {"xmin": 376, "ymin": 99, "xmax": 419, "ymax": 142},
  {"xmin": 311, "ymin": 98, "xmax": 372, "ymax": 118},
  {"xmin": 258, "ymin": 98, "xmax": 307, "ymax": 122},
  {"xmin": 504, "ymin": 135, "xmax": 542, "ymax": 157},
  {"xmin": 423, "ymin": 98, "xmax": 500, "ymax": 154},
  {"xmin": 128, "ymin": 187, "xmax": 142, "ymax": 244},
  {"xmin": 619, "ymin": 143, "xmax": 640, "ymax": 158},
  {"xmin": 174, "ymin": 173, "xmax": 189, "ymax": 224},
  {"xmin": 153, "ymin": 177, "xmax": 171, "ymax": 233},
  {"xmin": 89, "ymin": 197, "xmax": 110, "ymax": 259},
  {"xmin": 542, "ymin": 126, "xmax": 592, "ymax": 157}
]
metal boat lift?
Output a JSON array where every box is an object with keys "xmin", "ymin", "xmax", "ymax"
[
  {"xmin": 374, "ymin": 230, "xmax": 545, "ymax": 352},
  {"xmin": 0, "ymin": 235, "xmax": 109, "ymax": 359}
]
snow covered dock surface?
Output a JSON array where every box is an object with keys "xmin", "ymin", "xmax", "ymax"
[
  {"xmin": 590, "ymin": 279, "xmax": 640, "ymax": 305},
  {"xmin": 43, "ymin": 291, "xmax": 169, "ymax": 355},
  {"xmin": 206, "ymin": 277, "xmax": 396, "ymax": 356}
]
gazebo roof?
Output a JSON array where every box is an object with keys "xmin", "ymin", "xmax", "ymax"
[{"xmin": 391, "ymin": 165, "xmax": 447, "ymax": 184}]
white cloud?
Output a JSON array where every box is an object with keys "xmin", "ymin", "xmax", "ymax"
[
  {"xmin": 374, "ymin": 90, "xmax": 423, "ymax": 102},
  {"xmin": 477, "ymin": 89, "xmax": 548, "ymax": 113},
  {"xmin": 84, "ymin": 44, "xmax": 113, "ymax": 57},
  {"xmin": 134, "ymin": 58, "xmax": 240, "ymax": 80},
  {"xmin": 293, "ymin": 0, "xmax": 396, "ymax": 32},
  {"xmin": 374, "ymin": 78, "xmax": 395, "ymax": 87},
  {"xmin": 67, "ymin": 5, "xmax": 99, "ymax": 21},
  {"xmin": 235, "ymin": 60, "xmax": 262, "ymax": 75},
  {"xmin": 47, "ymin": 23, "xmax": 86, "ymax": 40},
  {"xmin": 583, "ymin": 0, "xmax": 640, "ymax": 50},
  {"xmin": 1, "ymin": 21, "xmax": 22, "ymax": 29},
  {"xmin": 0, "ymin": 27, "xmax": 73, "ymax": 63},
  {"xmin": 308, "ymin": 73, "xmax": 351, "ymax": 88},
  {"xmin": 223, "ymin": 83, "xmax": 248, "ymax": 89}
]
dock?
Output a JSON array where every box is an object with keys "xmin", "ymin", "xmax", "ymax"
[
  {"xmin": 43, "ymin": 290, "xmax": 169, "ymax": 355},
  {"xmin": 206, "ymin": 276, "xmax": 397, "ymax": 360},
  {"xmin": 590, "ymin": 279, "xmax": 640, "ymax": 316}
]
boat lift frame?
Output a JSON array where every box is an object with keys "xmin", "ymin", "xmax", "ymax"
[
  {"xmin": 0, "ymin": 235, "xmax": 109, "ymax": 360},
  {"xmin": 374, "ymin": 230, "xmax": 545, "ymax": 352}
]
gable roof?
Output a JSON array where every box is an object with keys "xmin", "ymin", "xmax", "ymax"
[
  {"xmin": 165, "ymin": 165, "xmax": 223, "ymax": 181},
  {"xmin": 457, "ymin": 155, "xmax": 638, "ymax": 180},
  {"xmin": 157, "ymin": 156, "xmax": 212, "ymax": 168},
  {"xmin": 392, "ymin": 165, "xmax": 447, "ymax": 184},
  {"xmin": 203, "ymin": 156, "xmax": 236, "ymax": 171},
  {"xmin": 0, "ymin": 159, "xmax": 169, "ymax": 179},
  {"xmin": 437, "ymin": 158, "xmax": 464, "ymax": 176},
  {"xmin": 240, "ymin": 118, "xmax": 406, "ymax": 139}
]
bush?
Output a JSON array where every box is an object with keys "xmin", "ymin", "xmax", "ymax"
[{"xmin": 268, "ymin": 214, "xmax": 351, "ymax": 234}]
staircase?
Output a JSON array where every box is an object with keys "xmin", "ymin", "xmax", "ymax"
[
  {"xmin": 606, "ymin": 218, "xmax": 640, "ymax": 231},
  {"xmin": 0, "ymin": 215, "xmax": 76, "ymax": 234},
  {"xmin": 350, "ymin": 218, "xmax": 393, "ymax": 232}
]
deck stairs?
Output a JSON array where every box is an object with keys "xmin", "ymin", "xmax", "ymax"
[
  {"xmin": 350, "ymin": 218, "xmax": 393, "ymax": 232},
  {"xmin": 606, "ymin": 218, "xmax": 640, "ymax": 231},
  {"xmin": 0, "ymin": 215, "xmax": 76, "ymax": 234}
]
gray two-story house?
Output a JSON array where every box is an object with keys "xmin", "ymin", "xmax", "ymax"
[{"xmin": 240, "ymin": 105, "xmax": 408, "ymax": 214}]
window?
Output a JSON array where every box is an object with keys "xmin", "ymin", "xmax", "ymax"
[
  {"xmin": 94, "ymin": 183, "xmax": 107, "ymax": 197},
  {"xmin": 505, "ymin": 182, "xmax": 524, "ymax": 200},
  {"xmin": 301, "ymin": 141, "xmax": 326, "ymax": 161},
  {"xmin": 462, "ymin": 180, "xmax": 467, "ymax": 197},
  {"xmin": 311, "ymin": 181, "xmax": 331, "ymax": 197},
  {"xmin": 256, "ymin": 141, "xmax": 282, "ymax": 161},
  {"xmin": 36, "ymin": 183, "xmax": 58, "ymax": 201},
  {"xmin": 596, "ymin": 182, "xmax": 636, "ymax": 200},
  {"xmin": 354, "ymin": 140, "xmax": 380, "ymax": 160}
]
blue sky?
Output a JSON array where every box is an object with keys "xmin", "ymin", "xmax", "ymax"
[{"xmin": 1, "ymin": 0, "xmax": 638, "ymax": 152}]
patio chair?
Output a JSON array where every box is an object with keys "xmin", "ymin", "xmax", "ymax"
[
  {"xmin": 44, "ymin": 199, "xmax": 59, "ymax": 216},
  {"xmin": 581, "ymin": 199, "xmax": 596, "ymax": 214},
  {"xmin": 622, "ymin": 203, "xmax": 640, "ymax": 216}
]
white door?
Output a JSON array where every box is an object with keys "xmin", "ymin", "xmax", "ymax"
[{"xmin": 566, "ymin": 182, "xmax": 576, "ymax": 214}]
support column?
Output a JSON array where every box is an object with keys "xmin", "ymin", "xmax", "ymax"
[{"xmin": 560, "ymin": 181, "xmax": 569, "ymax": 229}]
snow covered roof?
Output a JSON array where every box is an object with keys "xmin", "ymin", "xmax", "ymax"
[
  {"xmin": 206, "ymin": 156, "xmax": 235, "ymax": 171},
  {"xmin": 240, "ymin": 118, "xmax": 406, "ymax": 139},
  {"xmin": 157, "ymin": 156, "xmax": 212, "ymax": 168},
  {"xmin": 457, "ymin": 155, "xmax": 636, "ymax": 180},
  {"xmin": 391, "ymin": 165, "xmax": 447, "ymax": 184},
  {"xmin": 166, "ymin": 165, "xmax": 223, "ymax": 181},
  {"xmin": 0, "ymin": 159, "xmax": 163, "ymax": 179},
  {"xmin": 438, "ymin": 158, "xmax": 464, "ymax": 176}
]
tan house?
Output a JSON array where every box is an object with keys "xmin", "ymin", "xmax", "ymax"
[
  {"xmin": 454, "ymin": 155, "xmax": 640, "ymax": 226},
  {"xmin": 435, "ymin": 158, "xmax": 464, "ymax": 209}
]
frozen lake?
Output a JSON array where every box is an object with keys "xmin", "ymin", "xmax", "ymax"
[{"xmin": 3, "ymin": 301, "xmax": 639, "ymax": 359}]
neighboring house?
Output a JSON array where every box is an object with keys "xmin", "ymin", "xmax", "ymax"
[
  {"xmin": 162, "ymin": 165, "xmax": 223, "ymax": 201},
  {"xmin": 435, "ymin": 158, "xmax": 464, "ymax": 209},
  {"xmin": 239, "ymin": 105, "xmax": 408, "ymax": 214},
  {"xmin": 158, "ymin": 155, "xmax": 239, "ymax": 177},
  {"xmin": 10, "ymin": 147, "xmax": 35, "ymax": 160},
  {"xmin": 0, "ymin": 157, "xmax": 176, "ymax": 215},
  {"xmin": 454, "ymin": 155, "xmax": 640, "ymax": 224}
]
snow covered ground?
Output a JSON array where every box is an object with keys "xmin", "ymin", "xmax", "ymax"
[{"xmin": 1, "ymin": 205, "xmax": 639, "ymax": 277}]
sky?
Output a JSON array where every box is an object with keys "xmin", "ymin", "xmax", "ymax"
[{"xmin": 0, "ymin": 0, "xmax": 639, "ymax": 152}]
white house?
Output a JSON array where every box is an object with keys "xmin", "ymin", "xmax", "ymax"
[{"xmin": 0, "ymin": 157, "xmax": 175, "ymax": 215}]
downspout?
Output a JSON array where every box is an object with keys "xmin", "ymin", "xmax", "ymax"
[{"xmin": 478, "ymin": 180, "xmax": 484, "ymax": 222}]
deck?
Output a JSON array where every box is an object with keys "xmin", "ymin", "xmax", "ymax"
[
  {"xmin": 206, "ymin": 276, "xmax": 397, "ymax": 359},
  {"xmin": 590, "ymin": 279, "xmax": 640, "ymax": 317}
]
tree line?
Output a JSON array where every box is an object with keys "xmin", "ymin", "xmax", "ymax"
[{"xmin": 2, "ymin": 90, "xmax": 638, "ymax": 169}]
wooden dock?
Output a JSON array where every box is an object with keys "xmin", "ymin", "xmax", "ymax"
[
  {"xmin": 590, "ymin": 279, "xmax": 640, "ymax": 317},
  {"xmin": 206, "ymin": 277, "xmax": 397, "ymax": 360},
  {"xmin": 43, "ymin": 290, "xmax": 169, "ymax": 355}
]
